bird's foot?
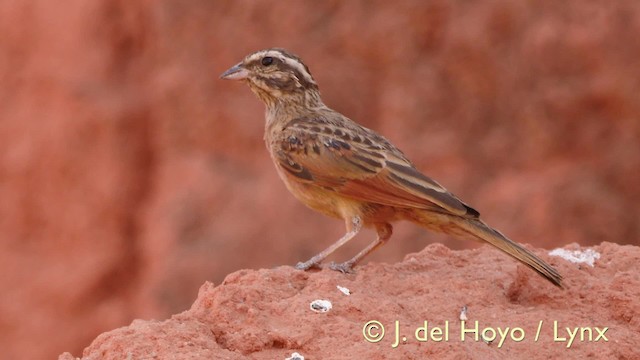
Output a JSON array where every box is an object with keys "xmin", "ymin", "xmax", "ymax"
[
  {"xmin": 295, "ymin": 260, "xmax": 322, "ymax": 271},
  {"xmin": 328, "ymin": 261, "xmax": 356, "ymax": 274}
]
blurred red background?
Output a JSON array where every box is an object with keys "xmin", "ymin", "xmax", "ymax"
[{"xmin": 1, "ymin": 1, "xmax": 638, "ymax": 358}]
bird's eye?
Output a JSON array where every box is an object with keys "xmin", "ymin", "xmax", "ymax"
[{"xmin": 261, "ymin": 56, "xmax": 274, "ymax": 66}]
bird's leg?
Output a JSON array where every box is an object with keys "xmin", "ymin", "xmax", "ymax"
[
  {"xmin": 295, "ymin": 216, "xmax": 362, "ymax": 271},
  {"xmin": 329, "ymin": 223, "xmax": 392, "ymax": 273}
]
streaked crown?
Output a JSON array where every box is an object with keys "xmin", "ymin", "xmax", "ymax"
[{"xmin": 221, "ymin": 48, "xmax": 320, "ymax": 105}]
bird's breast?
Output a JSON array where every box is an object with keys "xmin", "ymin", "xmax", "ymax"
[{"xmin": 271, "ymin": 161, "xmax": 344, "ymax": 219}]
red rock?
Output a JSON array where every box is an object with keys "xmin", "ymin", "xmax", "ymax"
[{"xmin": 60, "ymin": 243, "xmax": 639, "ymax": 359}]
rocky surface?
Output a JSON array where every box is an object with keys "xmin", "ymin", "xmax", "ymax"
[
  {"xmin": 2, "ymin": 1, "xmax": 640, "ymax": 359},
  {"xmin": 59, "ymin": 242, "xmax": 639, "ymax": 359}
]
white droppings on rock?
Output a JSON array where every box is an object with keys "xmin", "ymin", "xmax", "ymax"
[
  {"xmin": 550, "ymin": 248, "xmax": 600, "ymax": 267},
  {"xmin": 337, "ymin": 285, "xmax": 350, "ymax": 296},
  {"xmin": 459, "ymin": 305, "xmax": 468, "ymax": 321},
  {"xmin": 310, "ymin": 299, "xmax": 332, "ymax": 313},
  {"xmin": 285, "ymin": 352, "xmax": 304, "ymax": 360}
]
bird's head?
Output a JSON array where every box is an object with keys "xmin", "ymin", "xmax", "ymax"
[{"xmin": 220, "ymin": 48, "xmax": 321, "ymax": 108}]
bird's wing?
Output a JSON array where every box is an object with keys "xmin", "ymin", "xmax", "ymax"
[{"xmin": 272, "ymin": 116, "xmax": 478, "ymax": 217}]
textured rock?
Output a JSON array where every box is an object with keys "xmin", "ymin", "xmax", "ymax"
[
  {"xmin": 2, "ymin": 1, "xmax": 640, "ymax": 359},
  {"xmin": 60, "ymin": 243, "xmax": 640, "ymax": 359}
]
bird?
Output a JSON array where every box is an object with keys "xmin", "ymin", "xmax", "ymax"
[{"xmin": 220, "ymin": 48, "xmax": 563, "ymax": 287}]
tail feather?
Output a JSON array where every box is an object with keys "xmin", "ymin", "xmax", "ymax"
[{"xmin": 449, "ymin": 217, "xmax": 563, "ymax": 287}]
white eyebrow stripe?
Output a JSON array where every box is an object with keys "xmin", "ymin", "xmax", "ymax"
[
  {"xmin": 247, "ymin": 49, "xmax": 316, "ymax": 85},
  {"xmin": 281, "ymin": 56, "xmax": 316, "ymax": 85}
]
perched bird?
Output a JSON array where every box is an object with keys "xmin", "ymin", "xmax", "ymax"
[{"xmin": 220, "ymin": 48, "xmax": 563, "ymax": 287}]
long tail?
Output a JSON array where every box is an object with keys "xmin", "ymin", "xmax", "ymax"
[{"xmin": 448, "ymin": 217, "xmax": 563, "ymax": 287}]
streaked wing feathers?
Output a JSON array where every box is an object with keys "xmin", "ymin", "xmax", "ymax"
[{"xmin": 274, "ymin": 117, "xmax": 477, "ymax": 217}]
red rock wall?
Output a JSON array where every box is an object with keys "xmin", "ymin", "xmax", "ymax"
[{"xmin": 1, "ymin": 1, "xmax": 639, "ymax": 359}]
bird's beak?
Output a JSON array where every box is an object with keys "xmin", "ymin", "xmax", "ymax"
[{"xmin": 220, "ymin": 63, "xmax": 249, "ymax": 80}]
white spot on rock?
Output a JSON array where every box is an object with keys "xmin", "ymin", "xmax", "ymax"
[
  {"xmin": 459, "ymin": 305, "xmax": 468, "ymax": 321},
  {"xmin": 337, "ymin": 285, "xmax": 350, "ymax": 296},
  {"xmin": 549, "ymin": 248, "xmax": 600, "ymax": 267},
  {"xmin": 310, "ymin": 299, "xmax": 332, "ymax": 313},
  {"xmin": 286, "ymin": 352, "xmax": 304, "ymax": 360}
]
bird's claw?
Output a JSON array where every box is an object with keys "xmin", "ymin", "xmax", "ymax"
[
  {"xmin": 295, "ymin": 261, "xmax": 321, "ymax": 271},
  {"xmin": 328, "ymin": 261, "xmax": 355, "ymax": 274}
]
